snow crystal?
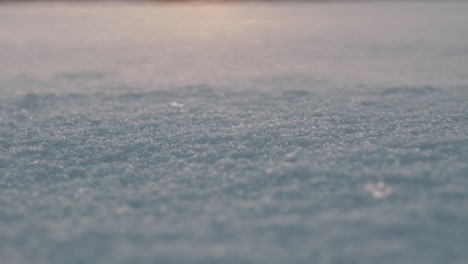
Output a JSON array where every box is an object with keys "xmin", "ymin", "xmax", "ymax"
[
  {"xmin": 364, "ymin": 182, "xmax": 393, "ymax": 199},
  {"xmin": 170, "ymin": 102, "xmax": 185, "ymax": 108}
]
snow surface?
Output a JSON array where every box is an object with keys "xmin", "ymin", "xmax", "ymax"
[{"xmin": 0, "ymin": 1, "xmax": 467, "ymax": 264}]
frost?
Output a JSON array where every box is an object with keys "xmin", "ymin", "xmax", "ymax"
[{"xmin": 0, "ymin": 1, "xmax": 468, "ymax": 264}]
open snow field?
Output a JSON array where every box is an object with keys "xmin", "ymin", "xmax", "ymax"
[{"xmin": 0, "ymin": 1, "xmax": 467, "ymax": 263}]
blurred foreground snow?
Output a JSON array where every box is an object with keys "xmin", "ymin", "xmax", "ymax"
[{"xmin": 0, "ymin": 1, "xmax": 467, "ymax": 264}]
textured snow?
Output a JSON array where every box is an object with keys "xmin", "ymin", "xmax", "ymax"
[{"xmin": 0, "ymin": 1, "xmax": 467, "ymax": 264}]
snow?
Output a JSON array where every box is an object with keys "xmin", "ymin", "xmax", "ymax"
[{"xmin": 0, "ymin": 1, "xmax": 467, "ymax": 264}]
